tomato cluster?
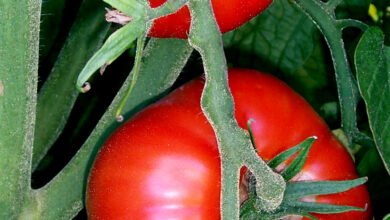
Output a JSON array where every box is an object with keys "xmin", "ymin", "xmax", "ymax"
[
  {"xmin": 86, "ymin": 69, "xmax": 371, "ymax": 219},
  {"xmin": 147, "ymin": 0, "xmax": 273, "ymax": 38}
]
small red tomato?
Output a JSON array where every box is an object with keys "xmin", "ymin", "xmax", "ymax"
[
  {"xmin": 147, "ymin": 0, "xmax": 273, "ymax": 38},
  {"xmin": 86, "ymin": 69, "xmax": 371, "ymax": 219}
]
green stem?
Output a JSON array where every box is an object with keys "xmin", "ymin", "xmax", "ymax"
[
  {"xmin": 293, "ymin": 0, "xmax": 365, "ymax": 145},
  {"xmin": 187, "ymin": 0, "xmax": 285, "ymax": 218},
  {"xmin": 0, "ymin": 0, "xmax": 41, "ymax": 218},
  {"xmin": 115, "ymin": 32, "xmax": 147, "ymax": 120}
]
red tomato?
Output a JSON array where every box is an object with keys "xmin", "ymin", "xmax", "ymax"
[
  {"xmin": 147, "ymin": 0, "xmax": 273, "ymax": 38},
  {"xmin": 86, "ymin": 69, "xmax": 371, "ymax": 219}
]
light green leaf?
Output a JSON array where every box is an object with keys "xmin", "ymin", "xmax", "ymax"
[
  {"xmin": 76, "ymin": 18, "xmax": 146, "ymax": 91},
  {"xmin": 355, "ymin": 27, "xmax": 390, "ymax": 174}
]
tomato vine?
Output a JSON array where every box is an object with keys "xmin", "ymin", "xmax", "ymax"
[
  {"xmin": 293, "ymin": 0, "xmax": 375, "ymax": 151},
  {"xmin": 0, "ymin": 0, "xmax": 388, "ymax": 219}
]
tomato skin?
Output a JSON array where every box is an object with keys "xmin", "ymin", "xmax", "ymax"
[
  {"xmin": 86, "ymin": 69, "xmax": 371, "ymax": 219},
  {"xmin": 147, "ymin": 0, "xmax": 273, "ymax": 38}
]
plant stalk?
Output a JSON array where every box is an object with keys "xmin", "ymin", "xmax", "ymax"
[
  {"xmin": 187, "ymin": 0, "xmax": 285, "ymax": 218},
  {"xmin": 293, "ymin": 0, "xmax": 363, "ymax": 145}
]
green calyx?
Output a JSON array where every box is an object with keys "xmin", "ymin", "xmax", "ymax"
[
  {"xmin": 241, "ymin": 176, "xmax": 367, "ymax": 220},
  {"xmin": 240, "ymin": 121, "xmax": 367, "ymax": 219}
]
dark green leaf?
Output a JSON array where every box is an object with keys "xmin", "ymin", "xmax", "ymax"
[
  {"xmin": 223, "ymin": 0, "xmax": 315, "ymax": 75},
  {"xmin": 34, "ymin": 0, "xmax": 111, "ymax": 170},
  {"xmin": 39, "ymin": 0, "xmax": 66, "ymax": 60},
  {"xmin": 281, "ymin": 137, "xmax": 316, "ymax": 181},
  {"xmin": 358, "ymin": 148, "xmax": 384, "ymax": 176},
  {"xmin": 355, "ymin": 27, "xmax": 390, "ymax": 174},
  {"xmin": 291, "ymin": 32, "xmax": 333, "ymax": 111},
  {"xmin": 268, "ymin": 137, "xmax": 316, "ymax": 170},
  {"xmin": 336, "ymin": 0, "xmax": 371, "ymax": 19}
]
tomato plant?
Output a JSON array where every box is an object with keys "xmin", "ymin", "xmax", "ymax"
[
  {"xmin": 2, "ymin": 0, "xmax": 390, "ymax": 219},
  {"xmin": 86, "ymin": 69, "xmax": 371, "ymax": 219},
  {"xmin": 148, "ymin": 0, "xmax": 273, "ymax": 38}
]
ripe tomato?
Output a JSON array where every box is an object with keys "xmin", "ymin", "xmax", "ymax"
[
  {"xmin": 86, "ymin": 69, "xmax": 371, "ymax": 219},
  {"xmin": 147, "ymin": 0, "xmax": 273, "ymax": 38}
]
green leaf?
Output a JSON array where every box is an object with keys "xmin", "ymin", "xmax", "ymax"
[
  {"xmin": 336, "ymin": 0, "xmax": 372, "ymax": 20},
  {"xmin": 292, "ymin": 32, "xmax": 333, "ymax": 111},
  {"xmin": 384, "ymin": 213, "xmax": 390, "ymax": 220},
  {"xmin": 268, "ymin": 137, "xmax": 316, "ymax": 170},
  {"xmin": 355, "ymin": 27, "xmax": 390, "ymax": 174},
  {"xmin": 33, "ymin": 0, "xmax": 111, "ymax": 171},
  {"xmin": 76, "ymin": 18, "xmax": 147, "ymax": 91},
  {"xmin": 34, "ymin": 39, "xmax": 192, "ymax": 219},
  {"xmin": 223, "ymin": 0, "xmax": 315, "ymax": 75},
  {"xmin": 281, "ymin": 137, "xmax": 316, "ymax": 181},
  {"xmin": 358, "ymin": 148, "xmax": 385, "ymax": 176},
  {"xmin": 0, "ymin": 0, "xmax": 41, "ymax": 218},
  {"xmin": 39, "ymin": 0, "xmax": 66, "ymax": 61},
  {"xmin": 104, "ymin": 0, "xmax": 147, "ymax": 20}
]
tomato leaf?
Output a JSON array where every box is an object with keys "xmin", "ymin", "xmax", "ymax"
[
  {"xmin": 34, "ymin": 0, "xmax": 111, "ymax": 171},
  {"xmin": 223, "ymin": 0, "xmax": 315, "ymax": 75},
  {"xmin": 39, "ymin": 0, "xmax": 66, "ymax": 61},
  {"xmin": 336, "ymin": 0, "xmax": 371, "ymax": 20},
  {"xmin": 355, "ymin": 27, "xmax": 390, "ymax": 174},
  {"xmin": 76, "ymin": 19, "xmax": 146, "ymax": 91}
]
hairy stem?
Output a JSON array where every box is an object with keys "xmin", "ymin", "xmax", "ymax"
[
  {"xmin": 293, "ymin": 0, "xmax": 365, "ymax": 145},
  {"xmin": 187, "ymin": 0, "xmax": 285, "ymax": 218}
]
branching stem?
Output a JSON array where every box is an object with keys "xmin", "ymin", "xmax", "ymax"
[
  {"xmin": 187, "ymin": 0, "xmax": 285, "ymax": 218},
  {"xmin": 293, "ymin": 0, "xmax": 373, "ymax": 147}
]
